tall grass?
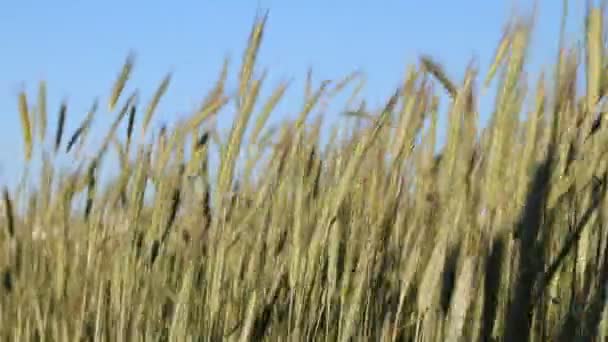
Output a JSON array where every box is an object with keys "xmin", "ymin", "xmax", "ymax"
[{"xmin": 2, "ymin": 5, "xmax": 608, "ymax": 341}]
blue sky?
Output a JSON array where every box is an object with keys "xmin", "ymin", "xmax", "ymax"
[{"xmin": 0, "ymin": 1, "xmax": 586, "ymax": 188}]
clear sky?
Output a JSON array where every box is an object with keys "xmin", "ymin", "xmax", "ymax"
[{"xmin": 0, "ymin": 1, "xmax": 586, "ymax": 188}]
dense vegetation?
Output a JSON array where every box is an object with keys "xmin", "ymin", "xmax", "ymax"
[{"xmin": 2, "ymin": 4, "xmax": 608, "ymax": 341}]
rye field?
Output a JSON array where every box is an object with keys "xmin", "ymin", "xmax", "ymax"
[{"xmin": 2, "ymin": 4, "xmax": 608, "ymax": 341}]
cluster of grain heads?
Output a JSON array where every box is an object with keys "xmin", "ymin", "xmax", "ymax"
[{"xmin": 6, "ymin": 3, "xmax": 608, "ymax": 340}]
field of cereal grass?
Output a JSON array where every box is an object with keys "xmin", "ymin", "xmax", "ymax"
[{"xmin": 2, "ymin": 4, "xmax": 608, "ymax": 341}]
